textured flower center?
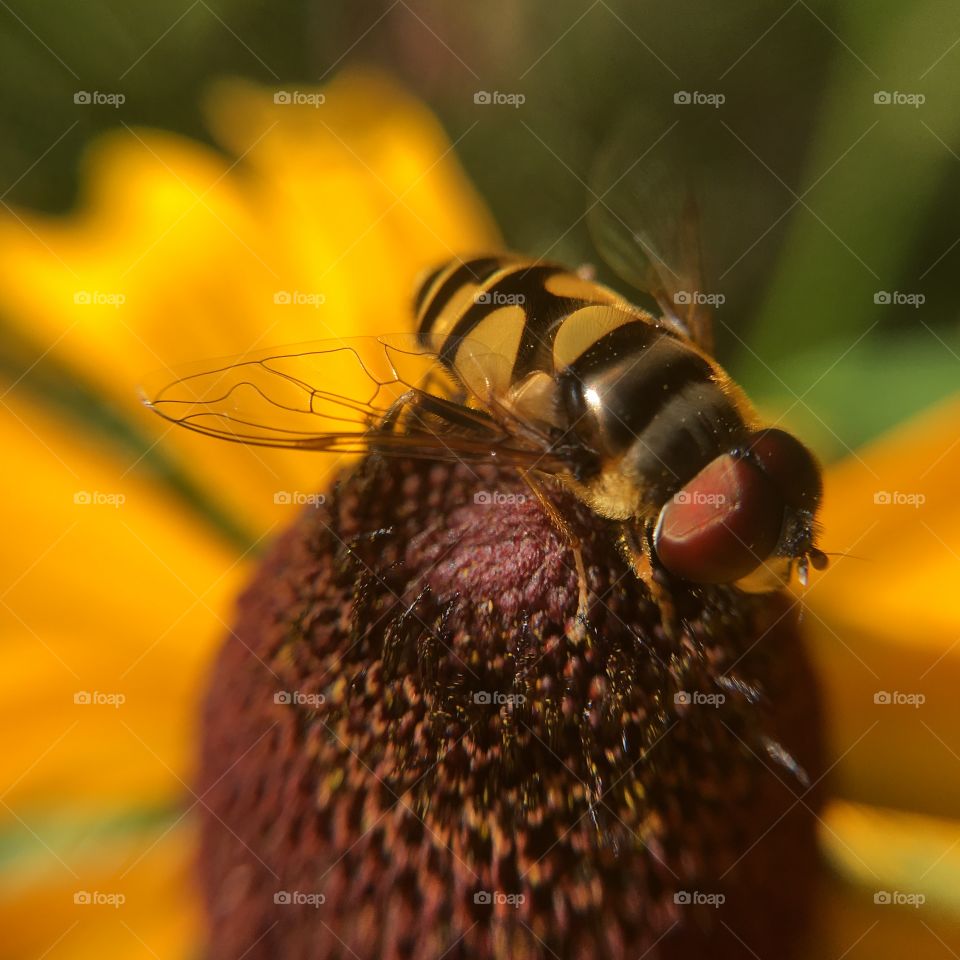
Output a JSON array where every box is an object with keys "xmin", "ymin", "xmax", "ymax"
[{"xmin": 198, "ymin": 456, "xmax": 824, "ymax": 960}]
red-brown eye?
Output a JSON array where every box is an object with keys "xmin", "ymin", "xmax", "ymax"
[
  {"xmin": 653, "ymin": 454, "xmax": 784, "ymax": 584},
  {"xmin": 746, "ymin": 429, "xmax": 822, "ymax": 511}
]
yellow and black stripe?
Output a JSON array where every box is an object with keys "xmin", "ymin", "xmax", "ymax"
[{"xmin": 413, "ymin": 254, "xmax": 751, "ymax": 501}]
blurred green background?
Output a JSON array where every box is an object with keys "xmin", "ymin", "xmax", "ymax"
[{"xmin": 2, "ymin": 0, "xmax": 959, "ymax": 467}]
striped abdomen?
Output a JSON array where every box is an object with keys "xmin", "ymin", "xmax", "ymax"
[{"xmin": 413, "ymin": 255, "xmax": 753, "ymax": 516}]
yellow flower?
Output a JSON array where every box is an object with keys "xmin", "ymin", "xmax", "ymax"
[
  {"xmin": 0, "ymin": 70, "xmax": 956, "ymax": 958},
  {"xmin": 0, "ymin": 69, "xmax": 497, "ymax": 959},
  {"xmin": 799, "ymin": 397, "xmax": 960, "ymax": 956}
]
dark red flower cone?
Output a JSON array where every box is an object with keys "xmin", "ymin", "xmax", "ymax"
[{"xmin": 197, "ymin": 456, "xmax": 824, "ymax": 959}]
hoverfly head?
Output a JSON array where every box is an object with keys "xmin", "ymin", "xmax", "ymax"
[{"xmin": 652, "ymin": 428, "xmax": 826, "ymax": 590}]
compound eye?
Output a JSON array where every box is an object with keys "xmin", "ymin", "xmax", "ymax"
[
  {"xmin": 654, "ymin": 454, "xmax": 784, "ymax": 584},
  {"xmin": 746, "ymin": 429, "xmax": 823, "ymax": 512}
]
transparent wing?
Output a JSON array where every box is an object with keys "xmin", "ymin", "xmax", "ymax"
[
  {"xmin": 588, "ymin": 109, "xmax": 778, "ymax": 355},
  {"xmin": 141, "ymin": 334, "xmax": 562, "ymax": 468},
  {"xmin": 588, "ymin": 116, "xmax": 707, "ymax": 348}
]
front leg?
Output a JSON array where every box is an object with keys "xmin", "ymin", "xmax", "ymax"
[
  {"xmin": 378, "ymin": 388, "xmax": 501, "ymax": 437},
  {"xmin": 377, "ymin": 389, "xmax": 419, "ymax": 433},
  {"xmin": 618, "ymin": 521, "xmax": 681, "ymax": 640},
  {"xmin": 518, "ymin": 468, "xmax": 591, "ymax": 637}
]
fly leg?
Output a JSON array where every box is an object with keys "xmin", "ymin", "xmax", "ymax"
[
  {"xmin": 518, "ymin": 468, "xmax": 591, "ymax": 635},
  {"xmin": 618, "ymin": 521, "xmax": 681, "ymax": 640},
  {"xmin": 378, "ymin": 389, "xmax": 501, "ymax": 437},
  {"xmin": 377, "ymin": 390, "xmax": 419, "ymax": 432}
]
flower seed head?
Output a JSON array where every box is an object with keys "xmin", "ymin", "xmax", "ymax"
[{"xmin": 198, "ymin": 456, "xmax": 824, "ymax": 959}]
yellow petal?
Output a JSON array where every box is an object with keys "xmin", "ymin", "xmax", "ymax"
[
  {"xmin": 807, "ymin": 872, "xmax": 960, "ymax": 959},
  {"xmin": 0, "ymin": 69, "xmax": 499, "ymax": 536},
  {"xmin": 804, "ymin": 801, "xmax": 960, "ymax": 958},
  {"xmin": 0, "ymin": 387, "xmax": 247, "ymax": 814},
  {"xmin": 801, "ymin": 396, "xmax": 960, "ymax": 815},
  {"xmin": 206, "ymin": 69, "xmax": 500, "ymax": 299},
  {"xmin": 822, "ymin": 801, "xmax": 960, "ymax": 914},
  {"xmin": 812, "ymin": 395, "xmax": 960, "ymax": 646},
  {"xmin": 0, "ymin": 824, "xmax": 200, "ymax": 960}
]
